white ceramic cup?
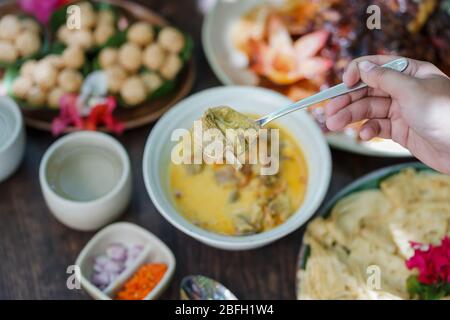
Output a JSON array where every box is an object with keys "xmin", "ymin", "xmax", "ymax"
[
  {"xmin": 0, "ymin": 96, "xmax": 25, "ymax": 183},
  {"xmin": 39, "ymin": 131, "xmax": 132, "ymax": 231}
]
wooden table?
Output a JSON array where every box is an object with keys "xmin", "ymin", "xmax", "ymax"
[{"xmin": 0, "ymin": 0, "xmax": 413, "ymax": 300}]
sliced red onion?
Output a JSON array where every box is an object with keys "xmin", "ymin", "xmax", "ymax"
[
  {"xmin": 103, "ymin": 259, "xmax": 125, "ymax": 273},
  {"xmin": 93, "ymin": 256, "xmax": 110, "ymax": 272},
  {"xmin": 92, "ymin": 272, "xmax": 110, "ymax": 287},
  {"xmin": 127, "ymin": 244, "xmax": 143, "ymax": 260},
  {"xmin": 106, "ymin": 243, "xmax": 127, "ymax": 262},
  {"xmin": 91, "ymin": 242, "xmax": 146, "ymax": 290}
]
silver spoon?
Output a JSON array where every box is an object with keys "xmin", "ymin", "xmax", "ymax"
[
  {"xmin": 180, "ymin": 275, "xmax": 238, "ymax": 300},
  {"xmin": 255, "ymin": 58, "xmax": 408, "ymax": 127}
]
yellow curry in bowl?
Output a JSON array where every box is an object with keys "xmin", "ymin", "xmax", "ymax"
[{"xmin": 169, "ymin": 121, "xmax": 308, "ymax": 236}]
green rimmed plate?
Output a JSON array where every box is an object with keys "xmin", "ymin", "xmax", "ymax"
[{"xmin": 295, "ymin": 162, "xmax": 433, "ymax": 299}]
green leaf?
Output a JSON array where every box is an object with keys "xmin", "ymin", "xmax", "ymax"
[
  {"xmin": 49, "ymin": 4, "xmax": 69, "ymax": 33},
  {"xmin": 300, "ymin": 245, "xmax": 311, "ymax": 270},
  {"xmin": 180, "ymin": 33, "xmax": 194, "ymax": 62},
  {"xmin": 49, "ymin": 41, "xmax": 67, "ymax": 55},
  {"xmin": 100, "ymin": 30, "xmax": 128, "ymax": 49},
  {"xmin": 3, "ymin": 66, "xmax": 20, "ymax": 97},
  {"xmin": 407, "ymin": 275, "xmax": 450, "ymax": 300},
  {"xmin": 148, "ymin": 77, "xmax": 177, "ymax": 100}
]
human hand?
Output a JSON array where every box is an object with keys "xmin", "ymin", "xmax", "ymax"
[{"xmin": 325, "ymin": 55, "xmax": 450, "ymax": 174}]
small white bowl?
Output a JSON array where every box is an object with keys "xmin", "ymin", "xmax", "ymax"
[
  {"xmin": 143, "ymin": 86, "xmax": 332, "ymax": 250},
  {"xmin": 39, "ymin": 131, "xmax": 131, "ymax": 231},
  {"xmin": 0, "ymin": 96, "xmax": 25, "ymax": 183},
  {"xmin": 75, "ymin": 222, "xmax": 176, "ymax": 300}
]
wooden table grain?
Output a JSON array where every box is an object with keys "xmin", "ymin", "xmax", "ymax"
[{"xmin": 0, "ymin": 0, "xmax": 412, "ymax": 300}]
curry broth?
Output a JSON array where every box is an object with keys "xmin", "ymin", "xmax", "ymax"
[{"xmin": 169, "ymin": 125, "xmax": 308, "ymax": 236}]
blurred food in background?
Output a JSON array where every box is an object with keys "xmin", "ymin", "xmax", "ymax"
[
  {"xmin": 231, "ymin": 0, "xmax": 450, "ymax": 133},
  {"xmin": 298, "ymin": 168, "xmax": 450, "ymax": 300}
]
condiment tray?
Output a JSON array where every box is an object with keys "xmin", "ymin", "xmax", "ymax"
[{"xmin": 75, "ymin": 222, "xmax": 176, "ymax": 300}]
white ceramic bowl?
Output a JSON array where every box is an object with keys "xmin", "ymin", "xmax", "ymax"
[
  {"xmin": 75, "ymin": 222, "xmax": 176, "ymax": 300},
  {"xmin": 143, "ymin": 86, "xmax": 332, "ymax": 250},
  {"xmin": 39, "ymin": 131, "xmax": 131, "ymax": 231},
  {"xmin": 0, "ymin": 96, "xmax": 25, "ymax": 183}
]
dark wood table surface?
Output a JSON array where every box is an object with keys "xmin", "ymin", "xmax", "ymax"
[{"xmin": 0, "ymin": 0, "xmax": 413, "ymax": 300}]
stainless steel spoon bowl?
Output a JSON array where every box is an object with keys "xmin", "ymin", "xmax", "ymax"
[{"xmin": 180, "ymin": 275, "xmax": 238, "ymax": 300}]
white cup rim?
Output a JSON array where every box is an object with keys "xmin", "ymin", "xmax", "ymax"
[
  {"xmin": 39, "ymin": 131, "xmax": 130, "ymax": 206},
  {"xmin": 0, "ymin": 96, "xmax": 23, "ymax": 154}
]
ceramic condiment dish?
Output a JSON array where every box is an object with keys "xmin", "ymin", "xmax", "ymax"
[{"xmin": 75, "ymin": 222, "xmax": 176, "ymax": 300}]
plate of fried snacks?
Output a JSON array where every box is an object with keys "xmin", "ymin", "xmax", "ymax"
[
  {"xmin": 0, "ymin": 0, "xmax": 194, "ymax": 134},
  {"xmin": 203, "ymin": 0, "xmax": 450, "ymax": 156},
  {"xmin": 296, "ymin": 162, "xmax": 450, "ymax": 300}
]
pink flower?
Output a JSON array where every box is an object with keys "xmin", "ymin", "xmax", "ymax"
[
  {"xmin": 406, "ymin": 237, "xmax": 450, "ymax": 285},
  {"xmin": 51, "ymin": 94, "xmax": 124, "ymax": 136},
  {"xmin": 19, "ymin": 0, "xmax": 68, "ymax": 24},
  {"xmin": 51, "ymin": 94, "xmax": 83, "ymax": 136}
]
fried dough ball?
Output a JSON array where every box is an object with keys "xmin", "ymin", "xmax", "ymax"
[
  {"xmin": 158, "ymin": 27, "xmax": 184, "ymax": 53},
  {"xmin": 12, "ymin": 77, "xmax": 33, "ymax": 100},
  {"xmin": 58, "ymin": 69, "xmax": 83, "ymax": 93},
  {"xmin": 98, "ymin": 10, "xmax": 115, "ymax": 25},
  {"xmin": 21, "ymin": 60, "xmax": 37, "ymax": 77},
  {"xmin": 0, "ymin": 41, "xmax": 18, "ymax": 63},
  {"xmin": 159, "ymin": 53, "xmax": 182, "ymax": 80},
  {"xmin": 105, "ymin": 66, "xmax": 127, "ymax": 94},
  {"xmin": 27, "ymin": 86, "xmax": 46, "ymax": 107},
  {"xmin": 127, "ymin": 22, "xmax": 154, "ymax": 47},
  {"xmin": 81, "ymin": 9, "xmax": 97, "ymax": 30},
  {"xmin": 142, "ymin": 43, "xmax": 165, "ymax": 71},
  {"xmin": 0, "ymin": 15, "xmax": 21, "ymax": 41},
  {"xmin": 71, "ymin": 29, "xmax": 94, "ymax": 50},
  {"xmin": 118, "ymin": 42, "xmax": 142, "ymax": 72},
  {"xmin": 94, "ymin": 23, "xmax": 115, "ymax": 46},
  {"xmin": 47, "ymin": 87, "xmax": 65, "ymax": 109},
  {"xmin": 41, "ymin": 54, "xmax": 64, "ymax": 70},
  {"xmin": 141, "ymin": 72, "xmax": 163, "ymax": 93},
  {"xmin": 79, "ymin": 2, "xmax": 96, "ymax": 29},
  {"xmin": 99, "ymin": 48, "xmax": 118, "ymax": 69},
  {"xmin": 79, "ymin": 1, "xmax": 94, "ymax": 14},
  {"xmin": 57, "ymin": 25, "xmax": 71, "ymax": 43},
  {"xmin": 15, "ymin": 31, "xmax": 41, "ymax": 57},
  {"xmin": 62, "ymin": 46, "xmax": 85, "ymax": 69},
  {"xmin": 120, "ymin": 76, "xmax": 147, "ymax": 106},
  {"xmin": 21, "ymin": 18, "xmax": 40, "ymax": 34},
  {"xmin": 34, "ymin": 61, "xmax": 57, "ymax": 90}
]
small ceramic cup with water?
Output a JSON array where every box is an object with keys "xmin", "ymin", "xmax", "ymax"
[
  {"xmin": 39, "ymin": 131, "xmax": 132, "ymax": 231},
  {"xmin": 0, "ymin": 96, "xmax": 25, "ymax": 183}
]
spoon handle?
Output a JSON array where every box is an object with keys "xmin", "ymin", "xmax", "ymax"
[{"xmin": 256, "ymin": 58, "xmax": 408, "ymax": 126}]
